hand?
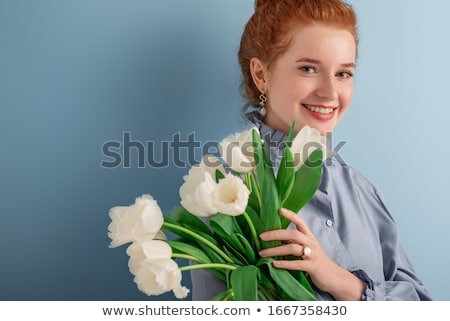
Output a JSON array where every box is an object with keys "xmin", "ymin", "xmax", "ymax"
[{"xmin": 258, "ymin": 208, "xmax": 366, "ymax": 300}]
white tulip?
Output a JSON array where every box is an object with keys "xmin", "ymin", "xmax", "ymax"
[
  {"xmin": 213, "ymin": 173, "xmax": 250, "ymax": 216},
  {"xmin": 179, "ymin": 154, "xmax": 251, "ymax": 217},
  {"xmin": 179, "ymin": 155, "xmax": 225, "ymax": 217},
  {"xmin": 134, "ymin": 259, "xmax": 189, "ymax": 299},
  {"xmin": 197, "ymin": 154, "xmax": 226, "ymax": 179},
  {"xmin": 107, "ymin": 194, "xmax": 165, "ymax": 248},
  {"xmin": 126, "ymin": 240, "xmax": 189, "ymax": 299},
  {"xmin": 290, "ymin": 125, "xmax": 327, "ymax": 168},
  {"xmin": 126, "ymin": 240, "xmax": 172, "ymax": 276},
  {"xmin": 219, "ymin": 128, "xmax": 258, "ymax": 173},
  {"xmin": 153, "ymin": 230, "xmax": 167, "ymax": 240}
]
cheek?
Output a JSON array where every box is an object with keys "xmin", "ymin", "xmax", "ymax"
[
  {"xmin": 335, "ymin": 87, "xmax": 353, "ymax": 122},
  {"xmin": 340, "ymin": 86, "xmax": 354, "ymax": 109},
  {"xmin": 269, "ymin": 74, "xmax": 306, "ymax": 100}
]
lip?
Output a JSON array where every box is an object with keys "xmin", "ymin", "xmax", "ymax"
[{"xmin": 302, "ymin": 104, "xmax": 337, "ymax": 121}]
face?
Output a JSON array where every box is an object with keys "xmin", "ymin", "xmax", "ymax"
[{"xmin": 255, "ymin": 24, "xmax": 356, "ymax": 135}]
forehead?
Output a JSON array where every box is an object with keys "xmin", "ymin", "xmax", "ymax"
[{"xmin": 283, "ymin": 24, "xmax": 356, "ymax": 63}]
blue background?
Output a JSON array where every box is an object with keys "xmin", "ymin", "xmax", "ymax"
[{"xmin": 0, "ymin": 0, "xmax": 448, "ymax": 300}]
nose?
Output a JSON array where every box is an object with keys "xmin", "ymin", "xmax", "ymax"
[{"xmin": 314, "ymin": 75, "xmax": 338, "ymax": 100}]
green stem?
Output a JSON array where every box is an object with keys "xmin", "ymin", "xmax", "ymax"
[
  {"xmin": 244, "ymin": 172, "xmax": 253, "ymax": 193},
  {"xmin": 250, "ymin": 171, "xmax": 262, "ymax": 204},
  {"xmin": 179, "ymin": 263, "xmax": 237, "ymax": 272},
  {"xmin": 162, "ymin": 222, "xmax": 234, "ymax": 264},
  {"xmin": 171, "ymin": 253, "xmax": 200, "ymax": 262},
  {"xmin": 222, "ymin": 290, "xmax": 234, "ymax": 301},
  {"xmin": 243, "ymin": 210, "xmax": 261, "ymax": 252}
]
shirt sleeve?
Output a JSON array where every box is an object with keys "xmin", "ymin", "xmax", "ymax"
[
  {"xmin": 353, "ymin": 189, "xmax": 432, "ymax": 301},
  {"xmin": 190, "ymin": 266, "xmax": 227, "ymax": 300}
]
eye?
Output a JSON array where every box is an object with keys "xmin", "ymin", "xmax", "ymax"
[
  {"xmin": 299, "ymin": 66, "xmax": 316, "ymax": 74},
  {"xmin": 337, "ymin": 70, "xmax": 354, "ymax": 79}
]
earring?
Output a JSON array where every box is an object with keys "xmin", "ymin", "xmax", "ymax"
[{"xmin": 259, "ymin": 92, "xmax": 267, "ymax": 117}]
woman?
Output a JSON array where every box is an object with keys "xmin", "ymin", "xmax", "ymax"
[{"xmin": 191, "ymin": 0, "xmax": 432, "ymax": 300}]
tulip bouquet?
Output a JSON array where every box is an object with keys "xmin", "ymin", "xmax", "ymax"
[{"xmin": 108, "ymin": 122, "xmax": 325, "ymax": 300}]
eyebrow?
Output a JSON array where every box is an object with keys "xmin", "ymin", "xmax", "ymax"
[{"xmin": 295, "ymin": 58, "xmax": 355, "ymax": 68}]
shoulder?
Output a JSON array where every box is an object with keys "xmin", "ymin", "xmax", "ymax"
[
  {"xmin": 324, "ymin": 158, "xmax": 377, "ymax": 191},
  {"xmin": 324, "ymin": 158, "xmax": 395, "ymax": 222}
]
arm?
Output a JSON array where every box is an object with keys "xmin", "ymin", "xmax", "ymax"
[
  {"xmin": 356, "ymin": 190, "xmax": 432, "ymax": 301},
  {"xmin": 259, "ymin": 203, "xmax": 432, "ymax": 301}
]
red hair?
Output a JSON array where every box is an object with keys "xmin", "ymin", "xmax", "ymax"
[{"xmin": 238, "ymin": 0, "xmax": 358, "ymax": 109}]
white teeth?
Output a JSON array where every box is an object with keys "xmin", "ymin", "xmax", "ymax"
[{"xmin": 304, "ymin": 104, "xmax": 334, "ymax": 115}]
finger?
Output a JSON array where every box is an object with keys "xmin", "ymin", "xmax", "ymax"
[
  {"xmin": 272, "ymin": 259, "xmax": 310, "ymax": 271},
  {"xmin": 280, "ymin": 208, "xmax": 313, "ymax": 237},
  {"xmin": 260, "ymin": 229, "xmax": 309, "ymax": 245},
  {"xmin": 259, "ymin": 243, "xmax": 305, "ymax": 257}
]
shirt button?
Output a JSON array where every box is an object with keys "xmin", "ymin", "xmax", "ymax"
[{"xmin": 325, "ymin": 219, "xmax": 333, "ymax": 227}]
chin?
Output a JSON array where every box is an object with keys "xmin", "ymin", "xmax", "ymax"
[{"xmin": 305, "ymin": 121, "xmax": 335, "ymax": 136}]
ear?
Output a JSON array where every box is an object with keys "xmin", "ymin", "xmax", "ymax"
[{"xmin": 250, "ymin": 57, "xmax": 269, "ymax": 93}]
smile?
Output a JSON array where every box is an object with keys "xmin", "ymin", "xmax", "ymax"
[{"xmin": 302, "ymin": 104, "xmax": 335, "ymax": 115}]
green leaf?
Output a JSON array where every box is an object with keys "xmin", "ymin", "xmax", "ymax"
[
  {"xmin": 285, "ymin": 121, "xmax": 296, "ymax": 148},
  {"xmin": 247, "ymin": 173, "xmax": 261, "ymax": 212},
  {"xmin": 166, "ymin": 237, "xmax": 228, "ymax": 282},
  {"xmin": 221, "ymin": 241, "xmax": 248, "ymax": 265},
  {"xmin": 281, "ymin": 149, "xmax": 323, "ymax": 228},
  {"xmin": 252, "ymin": 129, "xmax": 265, "ymax": 189},
  {"xmin": 234, "ymin": 233, "xmax": 257, "ymax": 265},
  {"xmin": 240, "ymin": 206, "xmax": 266, "ymax": 240},
  {"xmin": 197, "ymin": 242, "xmax": 227, "ymax": 265},
  {"xmin": 165, "ymin": 206, "xmax": 212, "ymax": 236},
  {"xmin": 276, "ymin": 145, "xmax": 295, "ymax": 205},
  {"xmin": 256, "ymin": 268, "xmax": 278, "ymax": 300},
  {"xmin": 165, "ymin": 240, "xmax": 211, "ymax": 264},
  {"xmin": 230, "ymin": 265, "xmax": 258, "ymax": 301},
  {"xmin": 259, "ymin": 140, "xmax": 281, "ymax": 248},
  {"xmin": 234, "ymin": 207, "xmax": 264, "ymax": 250},
  {"xmin": 265, "ymin": 260, "xmax": 316, "ymax": 301},
  {"xmin": 162, "ymin": 222, "xmax": 226, "ymax": 264},
  {"xmin": 256, "ymin": 257, "xmax": 274, "ymax": 267},
  {"xmin": 215, "ymin": 168, "xmax": 225, "ymax": 182},
  {"xmin": 210, "ymin": 214, "xmax": 235, "ymax": 236},
  {"xmin": 162, "ymin": 220, "xmax": 218, "ymax": 247},
  {"xmin": 209, "ymin": 214, "xmax": 249, "ymax": 265},
  {"xmin": 210, "ymin": 215, "xmax": 244, "ymax": 252},
  {"xmin": 299, "ymin": 271, "xmax": 315, "ymax": 296},
  {"xmin": 231, "ymin": 215, "xmax": 244, "ymax": 236},
  {"xmin": 247, "ymin": 192, "xmax": 260, "ymax": 213}
]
